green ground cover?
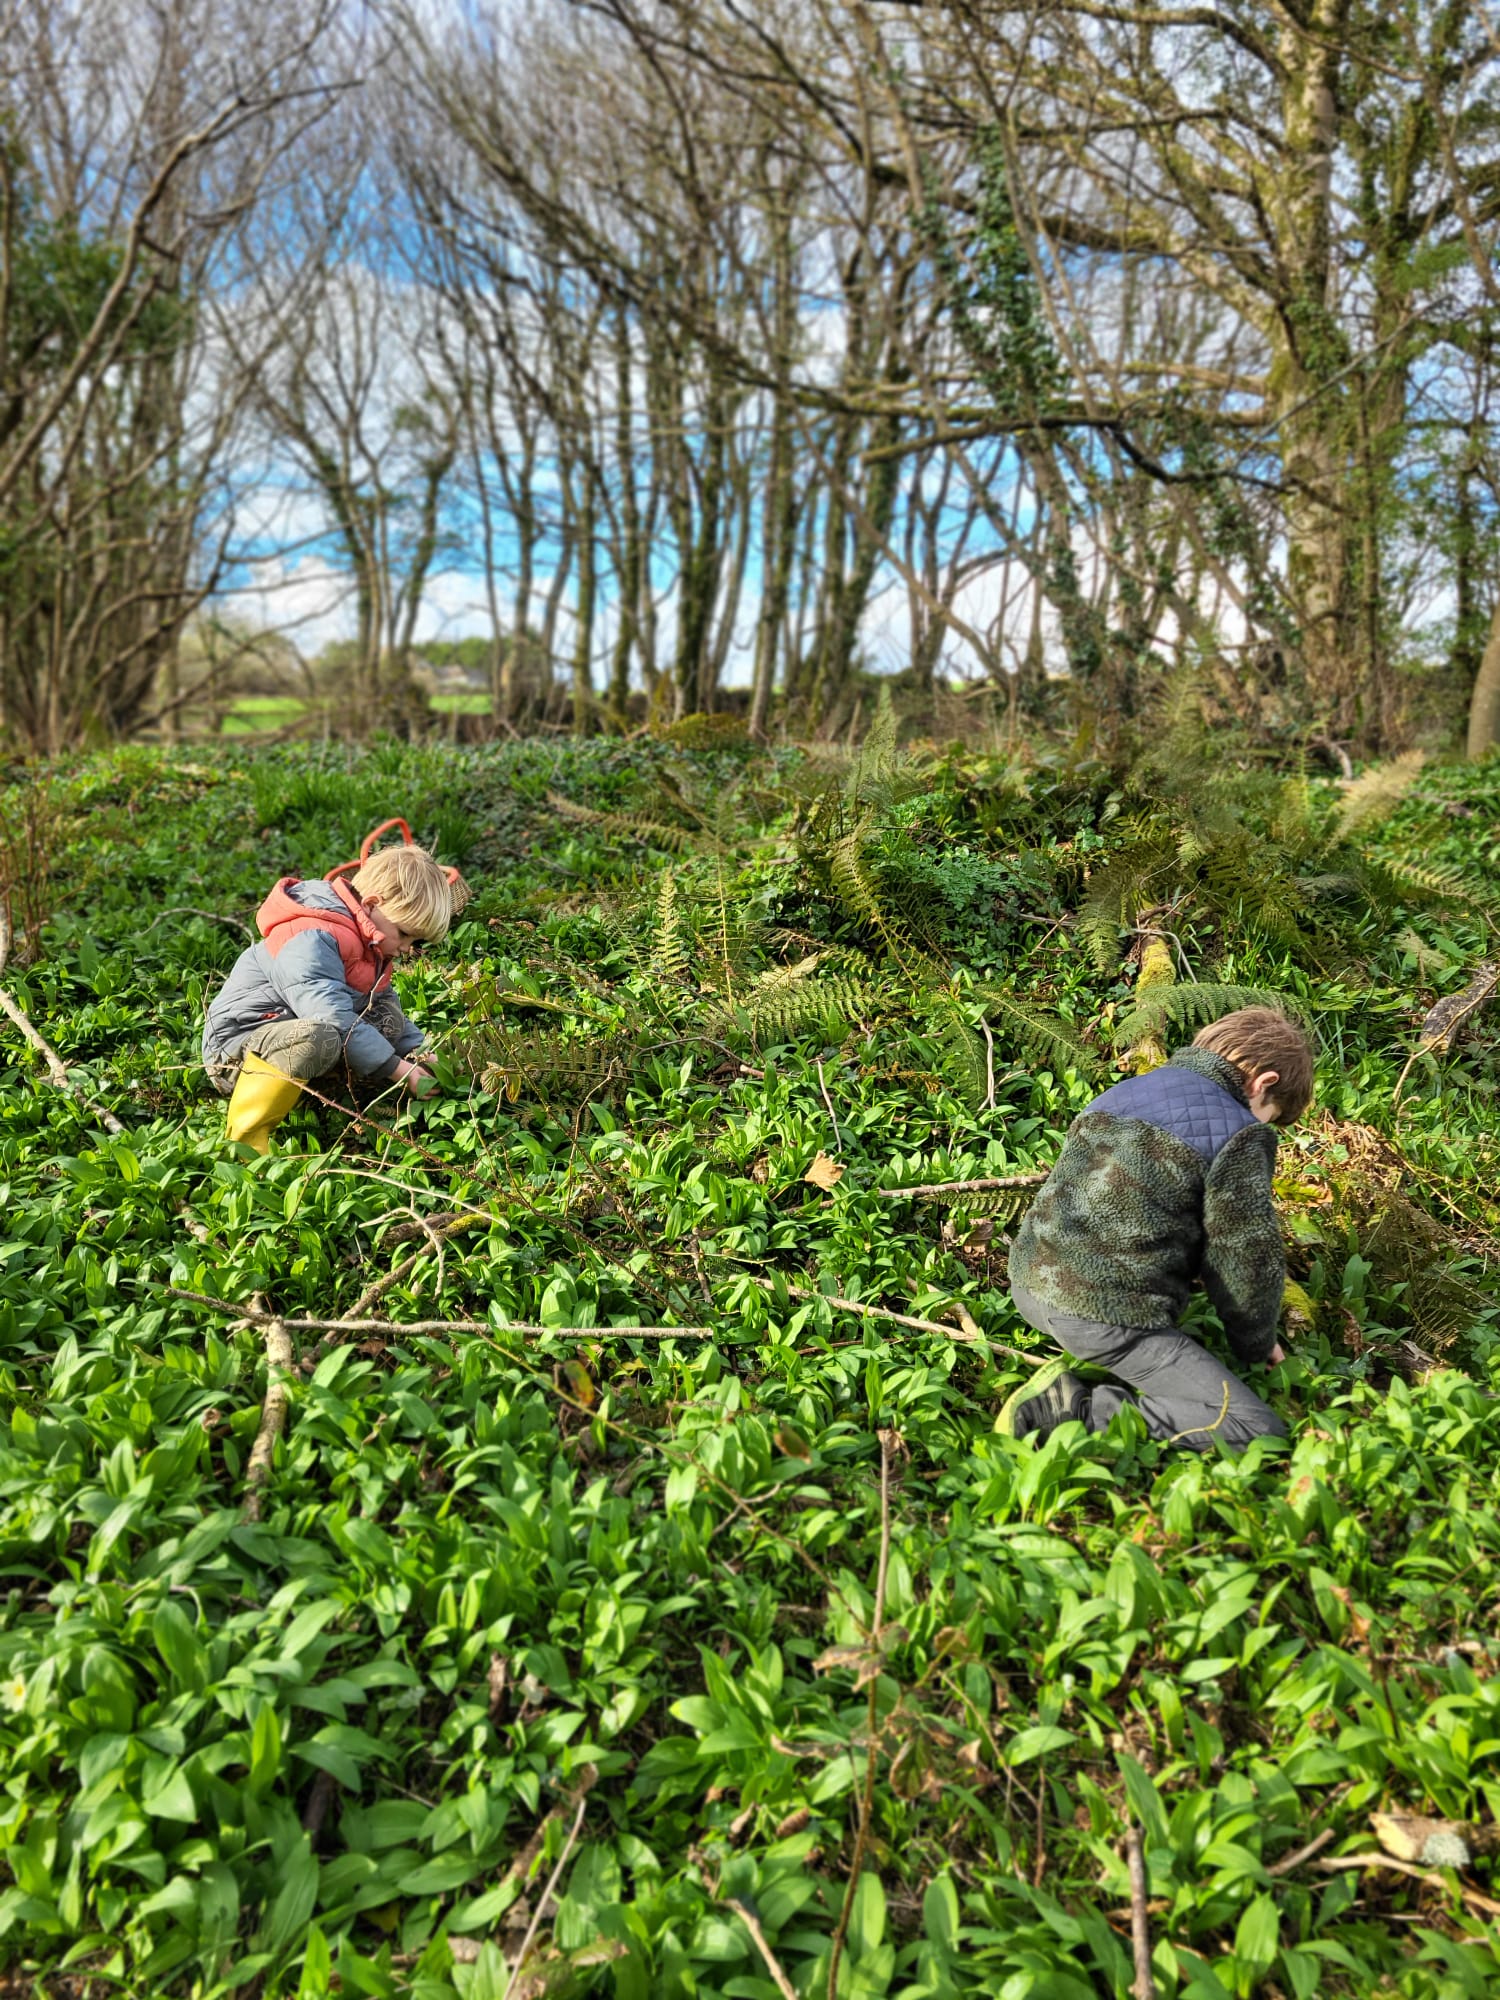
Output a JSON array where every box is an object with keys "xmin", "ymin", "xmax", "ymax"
[{"xmin": 0, "ymin": 730, "xmax": 1498, "ymax": 1999}]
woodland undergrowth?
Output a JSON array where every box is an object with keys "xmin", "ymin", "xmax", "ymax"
[{"xmin": 0, "ymin": 718, "xmax": 1497, "ymax": 2000}]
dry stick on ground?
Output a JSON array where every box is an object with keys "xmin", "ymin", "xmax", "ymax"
[
  {"xmin": 0, "ymin": 910, "xmax": 127, "ymax": 1135},
  {"xmin": 1392, "ymin": 969, "xmax": 1500, "ymax": 1113},
  {"xmin": 501, "ymin": 1769, "xmax": 597, "ymax": 2000},
  {"xmin": 876, "ymin": 1172, "xmax": 1049, "ymax": 1197},
  {"xmin": 166, "ymin": 1286, "xmax": 715, "ymax": 1341},
  {"xmin": 826, "ymin": 1428, "xmax": 898, "ymax": 2000},
  {"xmin": 1267, "ymin": 1827, "xmax": 1337, "ymax": 1877},
  {"xmin": 816, "ymin": 1057, "xmax": 843, "ymax": 1154},
  {"xmin": 1124, "ymin": 1823, "xmax": 1156, "ymax": 2000},
  {"xmin": 723, "ymin": 1897, "xmax": 798, "ymax": 2000},
  {"xmin": 773, "ymin": 1281, "xmax": 1048, "ymax": 1368},
  {"xmin": 341, "ymin": 1214, "xmax": 484, "ymax": 1320},
  {"xmin": 241, "ymin": 1307, "xmax": 294, "ymax": 1523},
  {"xmin": 1315, "ymin": 1853, "xmax": 1500, "ymax": 1919}
]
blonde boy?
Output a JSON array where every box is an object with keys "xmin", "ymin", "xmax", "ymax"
[
  {"xmin": 1000, "ymin": 1008, "xmax": 1315, "ymax": 1451},
  {"xmin": 202, "ymin": 844, "xmax": 457, "ymax": 1152}
]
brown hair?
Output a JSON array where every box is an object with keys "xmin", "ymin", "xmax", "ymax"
[{"xmin": 1192, "ymin": 1007, "xmax": 1314, "ymax": 1123}]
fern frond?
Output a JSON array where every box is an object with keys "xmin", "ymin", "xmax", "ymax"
[
  {"xmin": 1113, "ymin": 982, "xmax": 1291, "ymax": 1049},
  {"xmin": 1328, "ymin": 751, "xmax": 1426, "ymax": 846},
  {"xmin": 1360, "ymin": 852, "xmax": 1499, "ymax": 916},
  {"xmin": 971, "ymin": 984, "xmax": 1095, "ymax": 1073},
  {"xmin": 1077, "ymin": 832, "xmax": 1177, "ymax": 972},
  {"xmin": 652, "ymin": 870, "xmax": 690, "ymax": 982},
  {"xmin": 827, "ymin": 820, "xmax": 885, "ymax": 927},
  {"xmin": 473, "ymin": 1026, "xmax": 631, "ymax": 1106},
  {"xmin": 750, "ymin": 953, "xmax": 824, "ymax": 992},
  {"xmin": 709, "ymin": 974, "xmax": 876, "ymax": 1043},
  {"xmin": 943, "ymin": 1189, "xmax": 1031, "ymax": 1222},
  {"xmin": 547, "ymin": 791, "xmax": 698, "ymax": 853},
  {"xmin": 767, "ymin": 932, "xmax": 876, "ymax": 977},
  {"xmin": 922, "ymin": 996, "xmax": 989, "ymax": 1109}
]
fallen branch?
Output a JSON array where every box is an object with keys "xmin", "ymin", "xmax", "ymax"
[
  {"xmin": 1316, "ymin": 1853, "xmax": 1500, "ymax": 1918},
  {"xmin": 773, "ymin": 1280, "xmax": 1048, "ymax": 1368},
  {"xmin": 1393, "ymin": 965, "xmax": 1500, "ymax": 1113},
  {"xmin": 242, "ymin": 1310, "xmax": 294, "ymax": 1523},
  {"xmin": 876, "ymin": 1172, "xmax": 1048, "ymax": 1197},
  {"xmin": 0, "ymin": 910, "xmax": 126, "ymax": 1135},
  {"xmin": 827, "ymin": 1428, "xmax": 898, "ymax": 2000},
  {"xmin": 165, "ymin": 1285, "xmax": 713, "ymax": 1340},
  {"xmin": 502, "ymin": 1768, "xmax": 597, "ymax": 2000},
  {"xmin": 723, "ymin": 1897, "xmax": 798, "ymax": 2000},
  {"xmin": 1125, "ymin": 1823, "xmax": 1155, "ymax": 2000},
  {"xmin": 343, "ymin": 1213, "xmax": 483, "ymax": 1319}
]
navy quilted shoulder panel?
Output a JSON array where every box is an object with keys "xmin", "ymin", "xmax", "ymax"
[{"xmin": 1084, "ymin": 1064, "xmax": 1257, "ymax": 1166}]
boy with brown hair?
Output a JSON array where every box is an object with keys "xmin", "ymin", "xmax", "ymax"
[
  {"xmin": 202, "ymin": 843, "xmax": 458, "ymax": 1154},
  {"xmin": 999, "ymin": 1007, "xmax": 1314, "ymax": 1452}
]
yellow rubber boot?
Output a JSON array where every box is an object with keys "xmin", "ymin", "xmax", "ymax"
[{"xmin": 225, "ymin": 1053, "xmax": 304, "ymax": 1155}]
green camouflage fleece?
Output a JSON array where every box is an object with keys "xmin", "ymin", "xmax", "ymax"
[{"xmin": 1009, "ymin": 1047, "xmax": 1284, "ymax": 1364}]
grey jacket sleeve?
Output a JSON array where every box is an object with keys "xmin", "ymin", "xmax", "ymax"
[
  {"xmin": 1200, "ymin": 1122, "xmax": 1284, "ymax": 1364},
  {"xmin": 271, "ymin": 930, "xmax": 399, "ymax": 1078},
  {"xmin": 384, "ymin": 1005, "xmax": 425, "ymax": 1060}
]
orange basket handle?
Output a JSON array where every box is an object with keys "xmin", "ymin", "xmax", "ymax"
[{"xmin": 325, "ymin": 817, "xmax": 462, "ymax": 890}]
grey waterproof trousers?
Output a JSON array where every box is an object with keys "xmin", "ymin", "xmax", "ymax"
[
  {"xmin": 205, "ymin": 993, "xmax": 414, "ymax": 1100},
  {"xmin": 1010, "ymin": 1281, "xmax": 1286, "ymax": 1453}
]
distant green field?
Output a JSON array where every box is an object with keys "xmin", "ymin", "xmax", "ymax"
[
  {"xmin": 429, "ymin": 691, "xmax": 491, "ymax": 714},
  {"xmin": 220, "ymin": 696, "xmax": 306, "ymax": 734},
  {"xmin": 216, "ymin": 690, "xmax": 492, "ymax": 735}
]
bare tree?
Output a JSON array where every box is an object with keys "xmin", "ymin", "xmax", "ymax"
[{"xmin": 0, "ymin": 0, "xmax": 344, "ymax": 752}]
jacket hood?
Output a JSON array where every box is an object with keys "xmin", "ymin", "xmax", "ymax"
[{"xmin": 256, "ymin": 875, "xmax": 380, "ymax": 947}]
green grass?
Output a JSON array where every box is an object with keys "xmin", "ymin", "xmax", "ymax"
[
  {"xmin": 216, "ymin": 693, "xmax": 492, "ymax": 736},
  {"xmin": 220, "ymin": 696, "xmax": 307, "ymax": 735},
  {"xmin": 0, "ymin": 737, "xmax": 1496, "ymax": 1999},
  {"xmin": 428, "ymin": 692, "xmax": 491, "ymax": 715}
]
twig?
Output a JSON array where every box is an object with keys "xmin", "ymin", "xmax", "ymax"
[
  {"xmin": 827, "ymin": 1428, "xmax": 897, "ymax": 2000},
  {"xmin": 502, "ymin": 1771, "xmax": 596, "ymax": 2000},
  {"xmin": 241, "ymin": 1309, "xmax": 294, "ymax": 1522},
  {"xmin": 723, "ymin": 1898, "xmax": 798, "ymax": 2000},
  {"xmin": 771, "ymin": 1280, "xmax": 1047, "ymax": 1367},
  {"xmin": 816, "ymin": 1057, "xmax": 843, "ymax": 1155},
  {"xmin": 343, "ymin": 1213, "xmax": 480, "ymax": 1319},
  {"xmin": 1167, "ymin": 1379, "xmax": 1232, "ymax": 1446},
  {"xmin": 0, "ymin": 909, "xmax": 126, "ymax": 1135},
  {"xmin": 1315, "ymin": 1853, "xmax": 1500, "ymax": 1918},
  {"xmin": 980, "ymin": 1017, "xmax": 997, "ymax": 1113},
  {"xmin": 1267, "ymin": 1827, "xmax": 1337, "ymax": 1876},
  {"xmin": 1125, "ymin": 1823, "xmax": 1155, "ymax": 2000},
  {"xmin": 876, "ymin": 1172, "xmax": 1049, "ymax": 1197},
  {"xmin": 164, "ymin": 1285, "xmax": 713, "ymax": 1340}
]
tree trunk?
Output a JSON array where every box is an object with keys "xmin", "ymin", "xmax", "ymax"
[
  {"xmin": 572, "ymin": 472, "xmax": 596, "ymax": 737},
  {"xmin": 1467, "ymin": 595, "xmax": 1500, "ymax": 759}
]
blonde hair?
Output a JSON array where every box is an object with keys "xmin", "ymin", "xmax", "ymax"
[
  {"xmin": 1192, "ymin": 1007, "xmax": 1315, "ymax": 1123},
  {"xmin": 351, "ymin": 844, "xmax": 458, "ymax": 941}
]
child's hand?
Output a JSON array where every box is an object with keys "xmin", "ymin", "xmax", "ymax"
[{"xmin": 394, "ymin": 1058, "xmax": 436, "ymax": 1098}]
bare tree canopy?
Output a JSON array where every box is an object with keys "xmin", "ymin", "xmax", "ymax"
[{"xmin": 5, "ymin": 0, "xmax": 1500, "ymax": 751}]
